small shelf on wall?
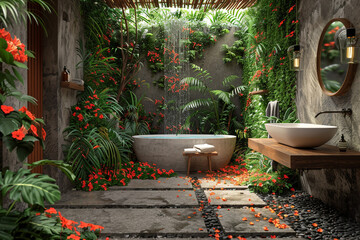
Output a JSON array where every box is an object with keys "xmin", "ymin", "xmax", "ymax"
[
  {"xmin": 248, "ymin": 138, "xmax": 360, "ymax": 169},
  {"xmin": 249, "ymin": 89, "xmax": 268, "ymax": 96},
  {"xmin": 60, "ymin": 81, "xmax": 84, "ymax": 91}
]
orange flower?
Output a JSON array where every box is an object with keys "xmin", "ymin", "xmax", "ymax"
[
  {"xmin": 45, "ymin": 207, "xmax": 57, "ymax": 214},
  {"xmin": 42, "ymin": 128, "xmax": 46, "ymax": 140},
  {"xmin": 0, "ymin": 28, "xmax": 11, "ymax": 41},
  {"xmin": 263, "ymin": 226, "xmax": 269, "ymax": 231},
  {"xmin": 67, "ymin": 234, "xmax": 80, "ymax": 240},
  {"xmin": 19, "ymin": 106, "xmax": 36, "ymax": 120},
  {"xmin": 12, "ymin": 128, "xmax": 26, "ymax": 140},
  {"xmin": 30, "ymin": 125, "xmax": 38, "ymax": 137},
  {"xmin": 1, "ymin": 105, "xmax": 14, "ymax": 114}
]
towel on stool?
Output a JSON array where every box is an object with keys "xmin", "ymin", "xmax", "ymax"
[
  {"xmin": 193, "ymin": 144, "xmax": 216, "ymax": 153},
  {"xmin": 184, "ymin": 148, "xmax": 200, "ymax": 154}
]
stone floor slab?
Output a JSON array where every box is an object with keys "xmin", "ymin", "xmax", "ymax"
[
  {"xmin": 57, "ymin": 208, "xmax": 208, "ymax": 236},
  {"xmin": 199, "ymin": 178, "xmax": 248, "ymax": 189},
  {"xmin": 110, "ymin": 177, "xmax": 193, "ymax": 190},
  {"xmin": 101, "ymin": 238, "xmax": 305, "ymax": 240},
  {"xmin": 218, "ymin": 208, "xmax": 295, "ymax": 236},
  {"xmin": 52, "ymin": 190, "xmax": 198, "ymax": 207},
  {"xmin": 204, "ymin": 190, "xmax": 266, "ymax": 207}
]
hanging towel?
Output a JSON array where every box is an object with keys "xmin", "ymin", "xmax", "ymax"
[
  {"xmin": 266, "ymin": 101, "xmax": 280, "ymax": 138},
  {"xmin": 193, "ymin": 144, "xmax": 216, "ymax": 153}
]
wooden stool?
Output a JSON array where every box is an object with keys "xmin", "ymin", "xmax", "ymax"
[{"xmin": 183, "ymin": 151, "xmax": 218, "ymax": 176}]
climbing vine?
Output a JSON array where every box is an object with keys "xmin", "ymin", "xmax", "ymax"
[{"xmin": 241, "ymin": 0, "xmax": 297, "ymax": 138}]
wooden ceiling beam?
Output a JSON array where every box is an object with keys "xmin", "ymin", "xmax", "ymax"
[{"xmin": 103, "ymin": 0, "xmax": 256, "ymax": 10}]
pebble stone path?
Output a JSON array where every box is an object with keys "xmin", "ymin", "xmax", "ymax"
[{"xmin": 52, "ymin": 175, "xmax": 306, "ymax": 240}]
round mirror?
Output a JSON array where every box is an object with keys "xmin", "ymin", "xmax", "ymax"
[{"xmin": 317, "ymin": 18, "xmax": 358, "ymax": 96}]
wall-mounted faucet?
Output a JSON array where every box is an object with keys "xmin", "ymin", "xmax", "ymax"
[{"xmin": 315, "ymin": 108, "xmax": 352, "ymax": 118}]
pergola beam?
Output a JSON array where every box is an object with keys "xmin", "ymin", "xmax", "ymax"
[{"xmin": 104, "ymin": 0, "xmax": 256, "ymax": 10}]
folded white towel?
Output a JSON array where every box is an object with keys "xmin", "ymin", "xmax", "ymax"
[
  {"xmin": 193, "ymin": 144, "xmax": 216, "ymax": 153},
  {"xmin": 184, "ymin": 148, "xmax": 199, "ymax": 154}
]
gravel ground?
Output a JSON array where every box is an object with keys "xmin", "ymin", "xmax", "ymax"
[{"xmin": 259, "ymin": 191, "xmax": 360, "ymax": 240}]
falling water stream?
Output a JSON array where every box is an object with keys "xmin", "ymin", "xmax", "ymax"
[{"xmin": 163, "ymin": 19, "xmax": 190, "ymax": 134}]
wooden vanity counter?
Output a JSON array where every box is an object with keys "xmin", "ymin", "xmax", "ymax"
[{"xmin": 248, "ymin": 138, "xmax": 360, "ymax": 169}]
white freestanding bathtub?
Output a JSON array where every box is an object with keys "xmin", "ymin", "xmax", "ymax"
[{"xmin": 133, "ymin": 134, "xmax": 236, "ymax": 172}]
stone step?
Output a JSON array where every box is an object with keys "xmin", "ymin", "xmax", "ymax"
[
  {"xmin": 199, "ymin": 178, "xmax": 248, "ymax": 190},
  {"xmin": 204, "ymin": 190, "xmax": 266, "ymax": 207},
  {"xmin": 51, "ymin": 190, "xmax": 199, "ymax": 208},
  {"xmin": 217, "ymin": 208, "xmax": 296, "ymax": 237},
  {"xmin": 57, "ymin": 208, "xmax": 208, "ymax": 238},
  {"xmin": 110, "ymin": 177, "xmax": 194, "ymax": 190}
]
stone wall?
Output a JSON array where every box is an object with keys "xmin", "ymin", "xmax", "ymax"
[
  {"xmin": 1, "ymin": 17, "xmax": 28, "ymax": 172},
  {"xmin": 135, "ymin": 27, "xmax": 242, "ymax": 132},
  {"xmin": 297, "ymin": 0, "xmax": 360, "ymax": 221},
  {"xmin": 42, "ymin": 0, "xmax": 84, "ymax": 192}
]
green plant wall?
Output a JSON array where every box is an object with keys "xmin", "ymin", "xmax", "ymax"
[{"xmin": 242, "ymin": 0, "xmax": 297, "ymax": 138}]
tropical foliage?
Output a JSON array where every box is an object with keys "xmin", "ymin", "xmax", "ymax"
[
  {"xmin": 242, "ymin": 0, "xmax": 298, "ymax": 139},
  {"xmin": 181, "ymin": 64, "xmax": 245, "ymax": 134}
]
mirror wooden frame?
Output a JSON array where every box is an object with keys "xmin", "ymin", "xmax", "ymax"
[{"xmin": 317, "ymin": 18, "xmax": 358, "ymax": 96}]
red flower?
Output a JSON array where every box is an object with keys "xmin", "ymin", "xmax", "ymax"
[
  {"xmin": 12, "ymin": 127, "xmax": 26, "ymax": 140},
  {"xmin": 1, "ymin": 105, "xmax": 14, "ymax": 114},
  {"xmin": 19, "ymin": 106, "xmax": 36, "ymax": 120},
  {"xmin": 77, "ymin": 113, "xmax": 84, "ymax": 121},
  {"xmin": 42, "ymin": 128, "xmax": 46, "ymax": 140},
  {"xmin": 30, "ymin": 125, "xmax": 38, "ymax": 137},
  {"xmin": 45, "ymin": 207, "xmax": 57, "ymax": 214},
  {"xmin": 67, "ymin": 234, "xmax": 80, "ymax": 240},
  {"xmin": 99, "ymin": 114, "xmax": 104, "ymax": 119},
  {"xmin": 284, "ymin": 174, "xmax": 289, "ymax": 179},
  {"xmin": 272, "ymin": 179, "xmax": 276, "ymax": 183}
]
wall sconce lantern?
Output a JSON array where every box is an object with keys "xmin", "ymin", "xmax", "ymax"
[
  {"xmin": 338, "ymin": 27, "xmax": 360, "ymax": 64},
  {"xmin": 287, "ymin": 44, "xmax": 302, "ymax": 71}
]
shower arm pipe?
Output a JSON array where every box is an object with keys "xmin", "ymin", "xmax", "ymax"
[{"xmin": 315, "ymin": 108, "xmax": 352, "ymax": 118}]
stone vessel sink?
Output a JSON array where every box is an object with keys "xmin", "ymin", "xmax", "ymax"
[{"xmin": 265, "ymin": 123, "xmax": 338, "ymax": 148}]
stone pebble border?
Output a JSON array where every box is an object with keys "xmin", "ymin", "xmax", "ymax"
[{"xmin": 259, "ymin": 191, "xmax": 360, "ymax": 240}]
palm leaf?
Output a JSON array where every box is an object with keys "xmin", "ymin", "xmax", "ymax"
[
  {"xmin": 210, "ymin": 90, "xmax": 231, "ymax": 104},
  {"xmin": 182, "ymin": 98, "xmax": 212, "ymax": 112}
]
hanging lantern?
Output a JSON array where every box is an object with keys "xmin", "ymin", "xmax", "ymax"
[
  {"xmin": 287, "ymin": 45, "xmax": 302, "ymax": 71},
  {"xmin": 345, "ymin": 28, "xmax": 359, "ymax": 63},
  {"xmin": 339, "ymin": 27, "xmax": 360, "ymax": 64}
]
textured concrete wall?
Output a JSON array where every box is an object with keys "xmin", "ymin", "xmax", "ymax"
[
  {"xmin": 135, "ymin": 27, "xmax": 242, "ymax": 132},
  {"xmin": 297, "ymin": 0, "xmax": 360, "ymax": 221},
  {"xmin": 43, "ymin": 0, "xmax": 84, "ymax": 192}
]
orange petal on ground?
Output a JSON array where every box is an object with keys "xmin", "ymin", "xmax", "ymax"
[
  {"xmin": 242, "ymin": 217, "xmax": 247, "ymax": 221},
  {"xmin": 263, "ymin": 226, "xmax": 269, "ymax": 231},
  {"xmin": 198, "ymin": 228, "xmax": 204, "ymax": 231},
  {"xmin": 317, "ymin": 228, "xmax": 323, "ymax": 233},
  {"xmin": 210, "ymin": 192, "xmax": 216, "ymax": 195},
  {"xmin": 222, "ymin": 198, "xmax": 227, "ymax": 201},
  {"xmin": 312, "ymin": 223, "xmax": 318, "ymax": 227},
  {"xmin": 217, "ymin": 206, "xmax": 221, "ymax": 209},
  {"xmin": 249, "ymin": 222, "xmax": 254, "ymax": 225}
]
